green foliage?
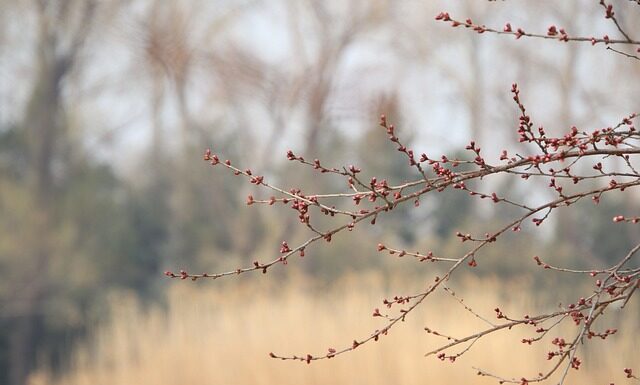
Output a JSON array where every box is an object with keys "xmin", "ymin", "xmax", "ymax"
[{"xmin": 0, "ymin": 126, "xmax": 162, "ymax": 382}]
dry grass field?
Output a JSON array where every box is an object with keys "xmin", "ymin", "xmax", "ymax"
[{"xmin": 30, "ymin": 273, "xmax": 639, "ymax": 385}]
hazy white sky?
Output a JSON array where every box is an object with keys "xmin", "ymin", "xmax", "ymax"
[{"xmin": 1, "ymin": 0, "xmax": 638, "ymax": 176}]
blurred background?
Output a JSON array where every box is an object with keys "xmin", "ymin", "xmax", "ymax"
[{"xmin": 0, "ymin": 1, "xmax": 639, "ymax": 384}]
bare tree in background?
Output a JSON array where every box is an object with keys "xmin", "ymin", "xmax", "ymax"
[{"xmin": 3, "ymin": 2, "xmax": 127, "ymax": 384}]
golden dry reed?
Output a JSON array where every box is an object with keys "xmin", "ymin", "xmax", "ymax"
[{"xmin": 30, "ymin": 273, "xmax": 638, "ymax": 385}]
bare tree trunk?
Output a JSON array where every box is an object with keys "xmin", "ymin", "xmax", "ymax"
[
  {"xmin": 10, "ymin": 23, "xmax": 63, "ymax": 385},
  {"xmin": 555, "ymin": 31, "xmax": 579, "ymax": 247},
  {"xmin": 8, "ymin": 1, "xmax": 97, "ymax": 382}
]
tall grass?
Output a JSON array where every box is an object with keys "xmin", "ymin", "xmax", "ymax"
[{"xmin": 30, "ymin": 273, "xmax": 638, "ymax": 385}]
